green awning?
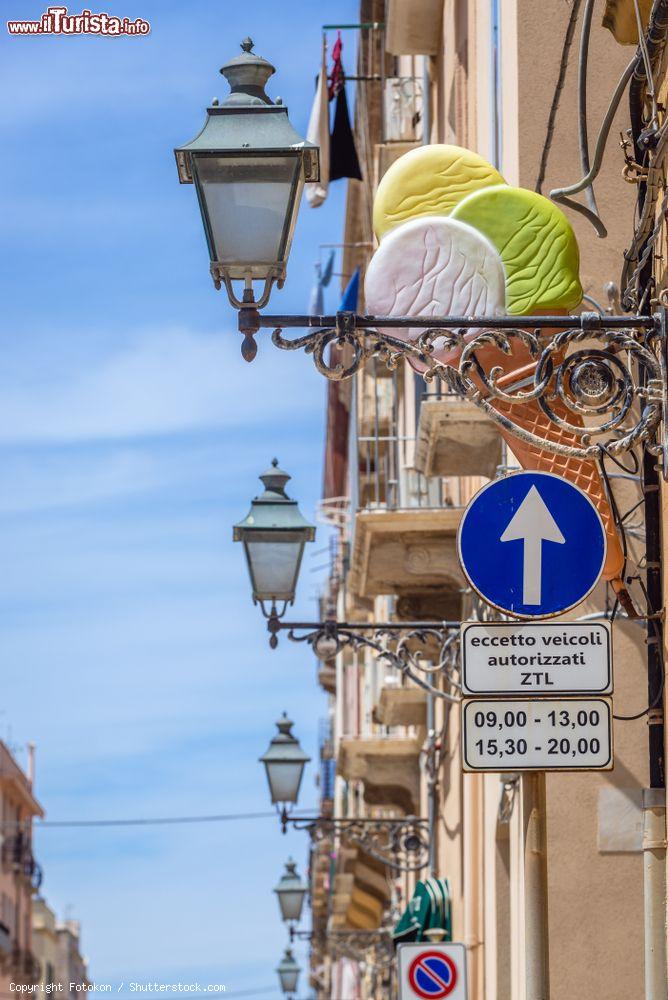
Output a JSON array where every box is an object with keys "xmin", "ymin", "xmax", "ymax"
[{"xmin": 393, "ymin": 878, "xmax": 452, "ymax": 944}]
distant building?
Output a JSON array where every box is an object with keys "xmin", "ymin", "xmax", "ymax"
[
  {"xmin": 33, "ymin": 898, "xmax": 90, "ymax": 996},
  {"xmin": 0, "ymin": 741, "xmax": 43, "ymax": 990},
  {"xmin": 32, "ymin": 899, "xmax": 57, "ymax": 989}
]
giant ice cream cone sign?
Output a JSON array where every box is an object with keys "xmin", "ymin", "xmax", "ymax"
[{"xmin": 365, "ymin": 144, "xmax": 624, "ymax": 585}]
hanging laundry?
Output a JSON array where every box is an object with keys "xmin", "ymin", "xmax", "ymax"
[
  {"xmin": 323, "ymin": 268, "xmax": 360, "ymax": 502},
  {"xmin": 308, "ymin": 250, "xmax": 335, "ymax": 315},
  {"xmin": 305, "ymin": 39, "xmax": 330, "ymax": 208},
  {"xmin": 328, "ymin": 31, "xmax": 345, "ymax": 99},
  {"xmin": 328, "ymin": 32, "xmax": 362, "ymax": 182},
  {"xmin": 339, "ymin": 267, "xmax": 360, "ymax": 312},
  {"xmin": 329, "ymin": 85, "xmax": 362, "ymax": 182}
]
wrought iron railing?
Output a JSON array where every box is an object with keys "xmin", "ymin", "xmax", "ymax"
[{"xmin": 2, "ymin": 835, "xmax": 43, "ymax": 890}]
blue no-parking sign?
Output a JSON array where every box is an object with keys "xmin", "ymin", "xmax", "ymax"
[
  {"xmin": 398, "ymin": 943, "xmax": 468, "ymax": 999},
  {"xmin": 457, "ymin": 472, "xmax": 606, "ymax": 619}
]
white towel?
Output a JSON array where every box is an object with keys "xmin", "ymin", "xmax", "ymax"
[{"xmin": 305, "ymin": 42, "xmax": 330, "ymax": 208}]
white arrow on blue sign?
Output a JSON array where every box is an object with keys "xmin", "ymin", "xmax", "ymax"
[{"xmin": 457, "ymin": 472, "xmax": 607, "ymax": 619}]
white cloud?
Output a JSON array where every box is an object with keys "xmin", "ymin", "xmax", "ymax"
[{"xmin": 0, "ymin": 325, "xmax": 323, "ymax": 443}]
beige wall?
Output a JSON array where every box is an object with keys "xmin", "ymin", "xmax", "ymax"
[
  {"xmin": 431, "ymin": 2, "xmax": 647, "ymax": 997},
  {"xmin": 516, "ymin": 0, "xmax": 637, "ymax": 304}
]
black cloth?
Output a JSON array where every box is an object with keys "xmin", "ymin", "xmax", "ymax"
[{"xmin": 329, "ymin": 85, "xmax": 362, "ymax": 182}]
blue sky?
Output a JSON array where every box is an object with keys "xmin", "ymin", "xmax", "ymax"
[{"xmin": 1, "ymin": 1, "xmax": 359, "ymax": 993}]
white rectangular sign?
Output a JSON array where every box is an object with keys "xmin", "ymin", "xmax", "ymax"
[
  {"xmin": 462, "ymin": 697, "xmax": 613, "ymax": 772},
  {"xmin": 460, "ymin": 621, "xmax": 612, "ymax": 696},
  {"xmin": 398, "ymin": 941, "xmax": 468, "ymax": 1000}
]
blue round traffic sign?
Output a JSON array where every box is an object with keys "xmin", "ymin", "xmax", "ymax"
[
  {"xmin": 408, "ymin": 951, "xmax": 458, "ymax": 998},
  {"xmin": 457, "ymin": 472, "xmax": 606, "ymax": 618}
]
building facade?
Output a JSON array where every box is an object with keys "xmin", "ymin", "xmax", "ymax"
[
  {"xmin": 305, "ymin": 2, "xmax": 663, "ymax": 998},
  {"xmin": 33, "ymin": 898, "xmax": 90, "ymax": 997},
  {"xmin": 0, "ymin": 742, "xmax": 44, "ymax": 990}
]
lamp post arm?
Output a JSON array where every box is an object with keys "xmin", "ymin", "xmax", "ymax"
[
  {"xmin": 238, "ymin": 308, "xmax": 665, "ymax": 466},
  {"xmin": 279, "ymin": 809, "xmax": 431, "ymax": 873},
  {"xmin": 264, "ymin": 613, "xmax": 462, "ymax": 701}
]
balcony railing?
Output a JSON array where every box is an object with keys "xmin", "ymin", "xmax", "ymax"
[
  {"xmin": 352, "ymin": 362, "xmax": 454, "ymax": 511},
  {"xmin": 2, "ymin": 834, "xmax": 43, "ymax": 890},
  {"xmin": 319, "ymin": 718, "xmax": 336, "ymax": 807},
  {"xmin": 383, "ymin": 76, "xmax": 423, "ymax": 143},
  {"xmin": 9, "ymin": 946, "xmax": 40, "ymax": 982}
]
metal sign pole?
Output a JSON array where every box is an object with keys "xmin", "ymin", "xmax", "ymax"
[{"xmin": 523, "ymin": 773, "xmax": 550, "ymax": 1000}]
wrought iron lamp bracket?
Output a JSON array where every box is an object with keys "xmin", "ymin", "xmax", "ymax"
[
  {"xmin": 240, "ymin": 308, "xmax": 667, "ymax": 469},
  {"xmin": 326, "ymin": 929, "xmax": 395, "ymax": 964},
  {"xmin": 266, "ymin": 614, "xmax": 462, "ymax": 701},
  {"xmin": 289, "ymin": 927, "xmax": 394, "ymax": 963},
  {"xmin": 279, "ymin": 808, "xmax": 430, "ymax": 873}
]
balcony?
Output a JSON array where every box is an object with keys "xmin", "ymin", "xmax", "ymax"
[
  {"xmin": 317, "ymin": 664, "xmax": 336, "ymax": 694},
  {"xmin": 340, "ymin": 846, "xmax": 391, "ymax": 916},
  {"xmin": 2, "ymin": 834, "xmax": 42, "ymax": 890},
  {"xmin": 319, "ymin": 719, "xmax": 336, "ymax": 811},
  {"xmin": 373, "ymin": 684, "xmax": 427, "ymax": 728},
  {"xmin": 310, "ymin": 837, "xmax": 333, "ymax": 926},
  {"xmin": 374, "ymin": 73, "xmax": 424, "ymax": 182},
  {"xmin": 331, "ymin": 872, "xmax": 355, "ymax": 924},
  {"xmin": 414, "ymin": 393, "xmax": 502, "ymax": 481},
  {"xmin": 346, "ymin": 885, "xmax": 386, "ymax": 931},
  {"xmin": 338, "ymin": 735, "xmax": 421, "ymax": 815},
  {"xmin": 348, "ymin": 365, "xmax": 466, "ymax": 604},
  {"xmin": 330, "ymin": 866, "xmax": 387, "ymax": 931},
  {"xmin": 0, "ymin": 923, "xmax": 10, "ymax": 957},
  {"xmin": 7, "ymin": 946, "xmax": 40, "ymax": 983},
  {"xmin": 349, "ymin": 505, "xmax": 463, "ymax": 599}
]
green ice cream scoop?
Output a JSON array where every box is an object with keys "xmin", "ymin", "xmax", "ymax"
[{"xmin": 451, "ymin": 185, "xmax": 582, "ymax": 314}]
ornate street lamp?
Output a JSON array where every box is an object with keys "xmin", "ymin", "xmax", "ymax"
[
  {"xmin": 175, "ymin": 37, "xmax": 319, "ymax": 357},
  {"xmin": 260, "ymin": 713, "xmax": 311, "ymax": 808},
  {"xmin": 276, "ymin": 947, "xmax": 301, "ymax": 996},
  {"xmin": 235, "ymin": 464, "xmax": 462, "ymax": 699},
  {"xmin": 259, "ymin": 717, "xmax": 430, "ymax": 873},
  {"xmin": 274, "ymin": 858, "xmax": 308, "ymax": 924},
  {"xmin": 234, "ymin": 459, "xmax": 315, "ymax": 647}
]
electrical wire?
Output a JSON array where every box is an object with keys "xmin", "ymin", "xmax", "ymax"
[
  {"xmin": 550, "ymin": 55, "xmax": 637, "ymax": 235},
  {"xmin": 535, "ymin": 0, "xmax": 582, "ymax": 195},
  {"xmin": 599, "ymin": 448, "xmax": 666, "ymax": 720},
  {"xmin": 33, "ymin": 811, "xmax": 277, "ymax": 829},
  {"xmin": 2, "ymin": 809, "xmax": 317, "ymax": 830},
  {"xmin": 577, "ymin": 0, "xmax": 603, "ymax": 228},
  {"xmin": 633, "ymin": 0, "xmax": 659, "ymax": 127},
  {"xmin": 596, "ymin": 449, "xmax": 664, "ymax": 721}
]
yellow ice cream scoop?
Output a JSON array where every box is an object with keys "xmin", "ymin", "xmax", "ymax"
[
  {"xmin": 451, "ymin": 185, "xmax": 583, "ymax": 314},
  {"xmin": 373, "ymin": 144, "xmax": 506, "ymax": 240}
]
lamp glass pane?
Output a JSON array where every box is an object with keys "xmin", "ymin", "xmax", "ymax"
[
  {"xmin": 196, "ymin": 155, "xmax": 299, "ymax": 265},
  {"xmin": 278, "ymin": 970, "xmax": 299, "ymax": 994},
  {"xmin": 245, "ymin": 539, "xmax": 303, "ymax": 601},
  {"xmin": 278, "ymin": 889, "xmax": 305, "ymax": 923},
  {"xmin": 264, "ymin": 760, "xmax": 305, "ymax": 804}
]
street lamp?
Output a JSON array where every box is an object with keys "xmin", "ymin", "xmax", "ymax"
[
  {"xmin": 276, "ymin": 947, "xmax": 301, "ymax": 996},
  {"xmin": 260, "ymin": 713, "xmax": 311, "ymax": 808},
  {"xmin": 234, "ymin": 465, "xmax": 463, "ymax": 699},
  {"xmin": 174, "ymin": 37, "xmax": 319, "ymax": 358},
  {"xmin": 274, "ymin": 858, "xmax": 308, "ymax": 924},
  {"xmin": 234, "ymin": 459, "xmax": 315, "ymax": 647},
  {"xmin": 259, "ymin": 718, "xmax": 430, "ymax": 872}
]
